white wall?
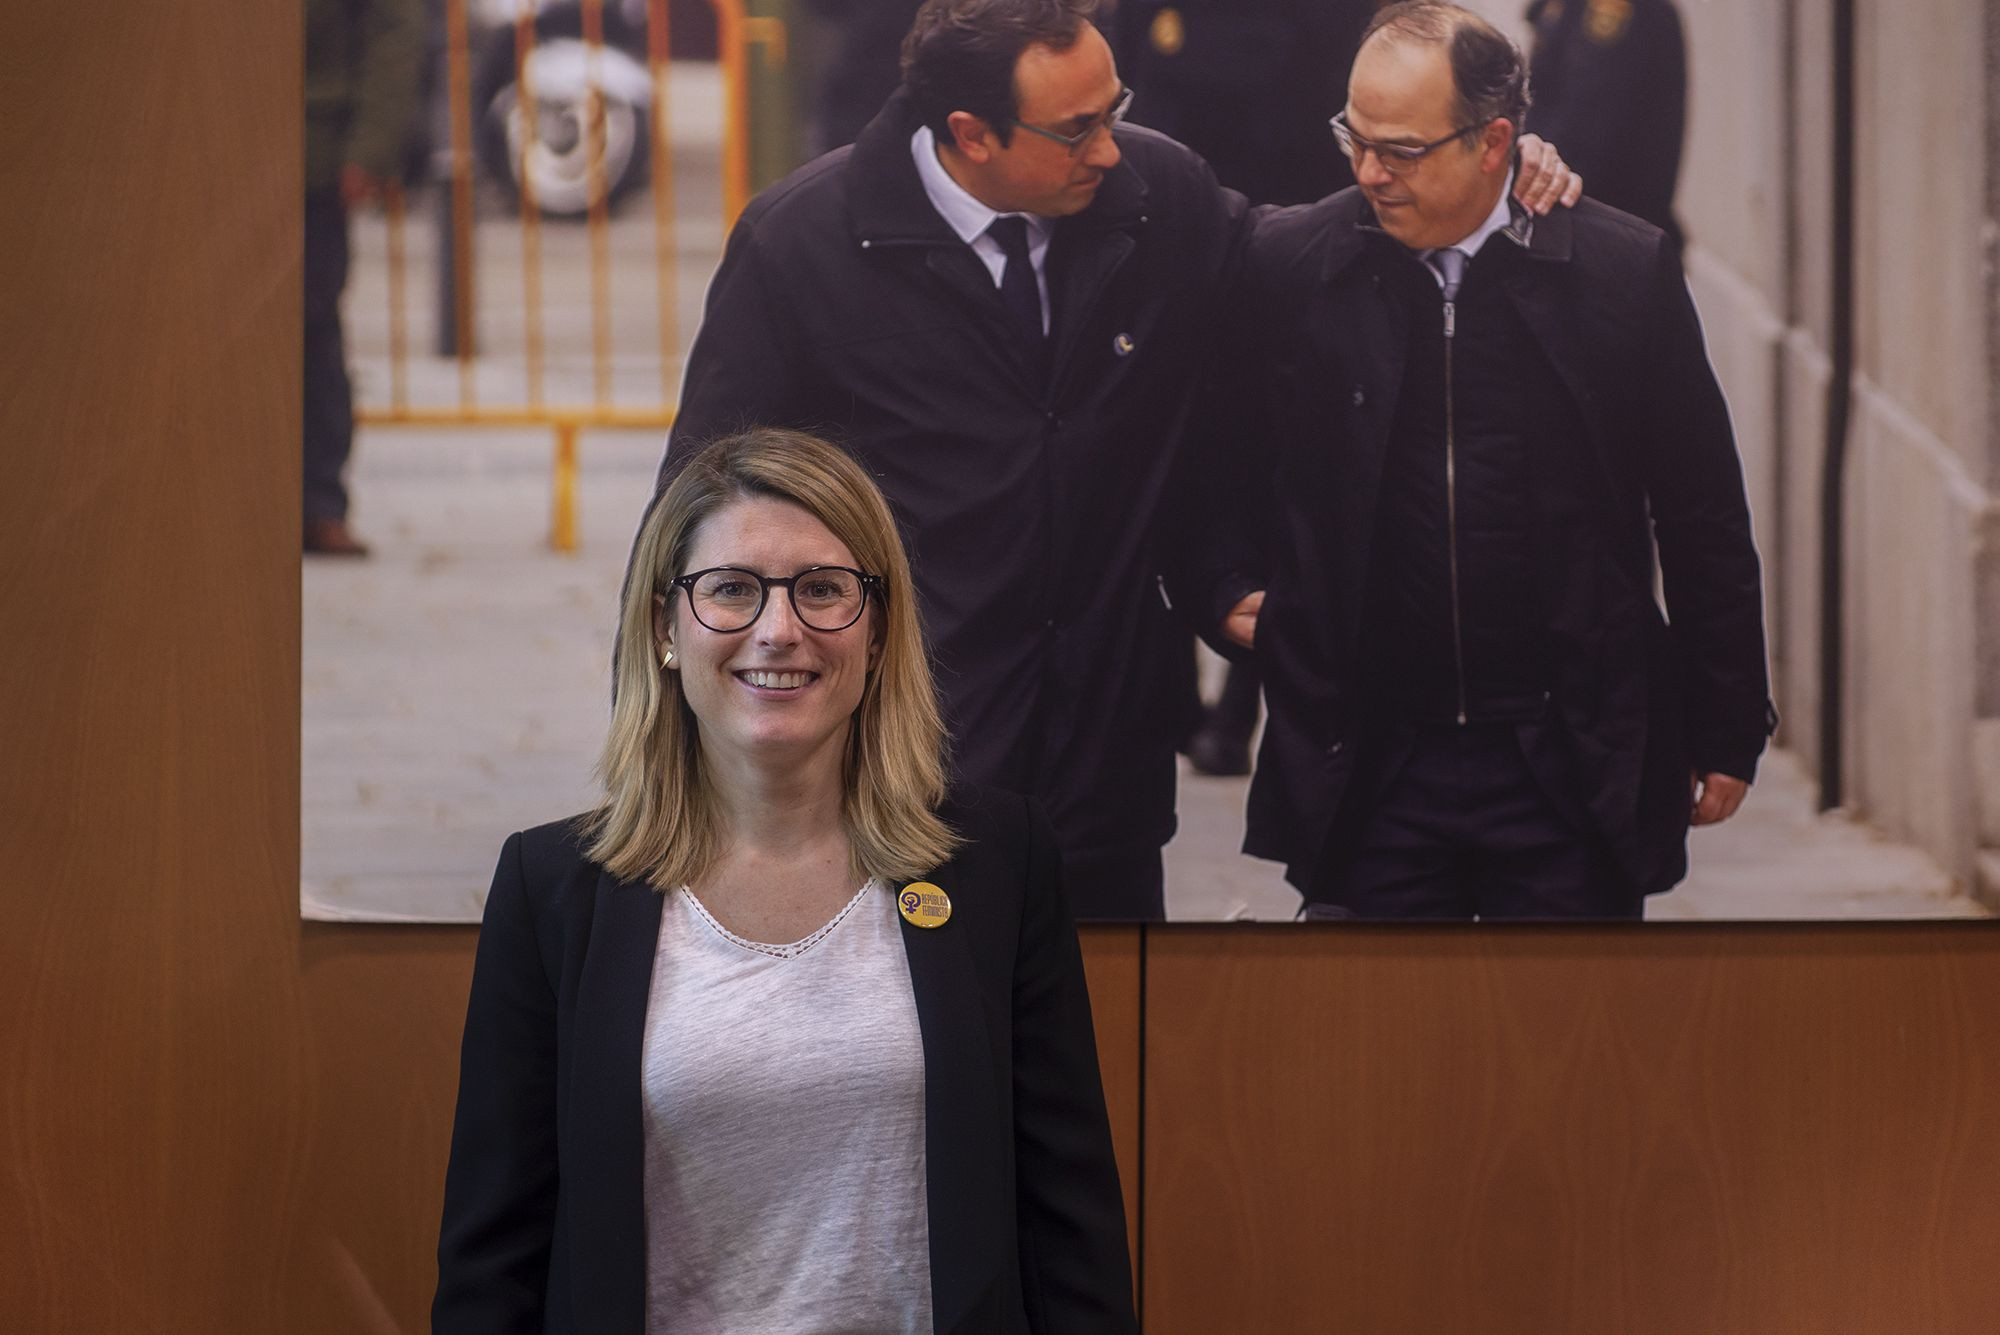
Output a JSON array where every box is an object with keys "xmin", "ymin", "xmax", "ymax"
[{"xmin": 1677, "ymin": 0, "xmax": 1997, "ymax": 897}]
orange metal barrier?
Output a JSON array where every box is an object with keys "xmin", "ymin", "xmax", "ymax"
[{"xmin": 354, "ymin": 0, "xmax": 774, "ymax": 551}]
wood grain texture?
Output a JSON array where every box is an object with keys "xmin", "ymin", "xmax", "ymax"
[
  {"xmin": 1080, "ymin": 924, "xmax": 1145, "ymax": 1269},
  {"xmin": 1142, "ymin": 925, "xmax": 2000, "ymax": 1335},
  {"xmin": 0, "ymin": 2, "xmax": 309, "ymax": 1330},
  {"xmin": 285, "ymin": 927, "xmax": 478, "ymax": 1332}
]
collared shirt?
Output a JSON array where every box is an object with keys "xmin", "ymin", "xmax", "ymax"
[
  {"xmin": 911, "ymin": 125, "xmax": 1053, "ymax": 334},
  {"xmin": 1420, "ymin": 169, "xmax": 1526, "ymax": 286}
]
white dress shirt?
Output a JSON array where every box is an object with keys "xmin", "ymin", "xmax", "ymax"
[
  {"xmin": 1420, "ymin": 169, "xmax": 1522, "ymax": 286},
  {"xmin": 910, "ymin": 125, "xmax": 1053, "ymax": 334}
]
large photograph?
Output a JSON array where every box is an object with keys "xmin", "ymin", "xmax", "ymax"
[{"xmin": 304, "ymin": 0, "xmax": 1997, "ymax": 924}]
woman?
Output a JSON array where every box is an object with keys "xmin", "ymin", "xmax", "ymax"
[{"xmin": 434, "ymin": 428, "xmax": 1136, "ymax": 1334}]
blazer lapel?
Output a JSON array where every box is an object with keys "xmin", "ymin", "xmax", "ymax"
[
  {"xmin": 565, "ymin": 870, "xmax": 664, "ymax": 1335},
  {"xmin": 898, "ymin": 877, "xmax": 1006, "ymax": 1334}
]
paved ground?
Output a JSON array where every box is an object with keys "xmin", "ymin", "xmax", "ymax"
[{"xmin": 303, "ymin": 430, "xmax": 1989, "ymax": 922}]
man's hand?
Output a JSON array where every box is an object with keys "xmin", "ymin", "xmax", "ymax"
[
  {"xmin": 1222, "ymin": 591, "xmax": 1264, "ymax": 650},
  {"xmin": 1691, "ymin": 771, "xmax": 1749, "ymax": 826},
  {"xmin": 1513, "ymin": 135, "xmax": 1584, "ymax": 214}
]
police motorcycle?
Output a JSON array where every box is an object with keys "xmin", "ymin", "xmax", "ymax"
[{"xmin": 468, "ymin": 0, "xmax": 701, "ymax": 217}]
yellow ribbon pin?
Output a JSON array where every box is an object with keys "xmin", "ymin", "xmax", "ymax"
[{"xmin": 898, "ymin": 881, "xmax": 953, "ymax": 929}]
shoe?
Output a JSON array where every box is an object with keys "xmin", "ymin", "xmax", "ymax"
[
  {"xmin": 304, "ymin": 517, "xmax": 370, "ymax": 557},
  {"xmin": 1185, "ymin": 713, "xmax": 1252, "ymax": 776}
]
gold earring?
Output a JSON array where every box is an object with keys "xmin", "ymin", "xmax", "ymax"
[{"xmin": 661, "ymin": 648, "xmax": 674, "ymax": 669}]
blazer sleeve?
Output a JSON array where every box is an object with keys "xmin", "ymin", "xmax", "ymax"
[
  {"xmin": 433, "ymin": 833, "xmax": 561, "ymax": 1334},
  {"xmin": 1010, "ymin": 798, "xmax": 1140, "ymax": 1333}
]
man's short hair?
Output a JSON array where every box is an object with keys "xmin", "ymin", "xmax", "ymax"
[
  {"xmin": 900, "ymin": 0, "xmax": 1099, "ymax": 148},
  {"xmin": 1361, "ymin": 1, "xmax": 1532, "ymax": 139}
]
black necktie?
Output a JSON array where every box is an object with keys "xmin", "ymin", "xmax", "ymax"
[{"xmin": 986, "ymin": 215, "xmax": 1046, "ymax": 350}]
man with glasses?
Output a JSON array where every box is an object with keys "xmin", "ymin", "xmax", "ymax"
[
  {"xmin": 1187, "ymin": 1, "xmax": 1773, "ymax": 919},
  {"xmin": 659, "ymin": 0, "xmax": 1574, "ymax": 919}
]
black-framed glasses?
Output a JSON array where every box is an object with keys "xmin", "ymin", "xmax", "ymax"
[
  {"xmin": 1329, "ymin": 111, "xmax": 1482, "ymax": 175},
  {"xmin": 668, "ymin": 565, "xmax": 882, "ymax": 633},
  {"xmin": 1007, "ymin": 85, "xmax": 1134, "ymax": 153}
]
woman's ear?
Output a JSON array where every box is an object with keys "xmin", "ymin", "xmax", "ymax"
[{"xmin": 652, "ymin": 592, "xmax": 675, "ymax": 667}]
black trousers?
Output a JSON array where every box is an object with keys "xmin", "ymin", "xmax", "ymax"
[
  {"xmin": 1317, "ymin": 721, "xmax": 1640, "ymax": 921},
  {"xmin": 1063, "ymin": 844, "xmax": 1165, "ymax": 923},
  {"xmin": 304, "ymin": 191, "xmax": 354, "ymax": 522}
]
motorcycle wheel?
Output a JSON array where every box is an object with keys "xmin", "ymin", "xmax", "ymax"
[{"xmin": 470, "ymin": 10, "xmax": 652, "ymax": 218}]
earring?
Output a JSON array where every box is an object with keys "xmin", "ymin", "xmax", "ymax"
[{"xmin": 661, "ymin": 648, "xmax": 675, "ymax": 669}]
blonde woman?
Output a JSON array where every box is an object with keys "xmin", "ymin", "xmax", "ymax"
[{"xmin": 434, "ymin": 428, "xmax": 1136, "ymax": 1334}]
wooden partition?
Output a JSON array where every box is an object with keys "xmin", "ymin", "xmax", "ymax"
[
  {"xmin": 1142, "ymin": 925, "xmax": 2000, "ymax": 1334},
  {"xmin": 5, "ymin": 4, "xmax": 2000, "ymax": 1332}
]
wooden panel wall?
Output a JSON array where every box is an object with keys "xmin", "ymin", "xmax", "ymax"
[
  {"xmin": 4, "ymin": 5, "xmax": 1998, "ymax": 1334},
  {"xmin": 1, "ymin": 2, "xmax": 310, "ymax": 1330},
  {"xmin": 1144, "ymin": 926, "xmax": 2000, "ymax": 1335}
]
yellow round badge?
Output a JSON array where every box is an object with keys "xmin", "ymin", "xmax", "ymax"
[{"xmin": 898, "ymin": 882, "xmax": 953, "ymax": 929}]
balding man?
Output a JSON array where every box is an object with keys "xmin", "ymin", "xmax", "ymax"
[{"xmin": 1195, "ymin": 1, "xmax": 1773, "ymax": 919}]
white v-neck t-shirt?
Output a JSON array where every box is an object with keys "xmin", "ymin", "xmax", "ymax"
[{"xmin": 640, "ymin": 879, "xmax": 932, "ymax": 1334}]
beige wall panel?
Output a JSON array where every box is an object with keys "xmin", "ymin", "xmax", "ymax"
[
  {"xmin": 1143, "ymin": 926, "xmax": 2000, "ymax": 1335},
  {"xmin": 1790, "ymin": 0, "xmax": 1836, "ymax": 343},
  {"xmin": 1855, "ymin": 0, "xmax": 1987, "ymax": 469},
  {"xmin": 1681, "ymin": 0, "xmax": 1789, "ymax": 293},
  {"xmin": 1845, "ymin": 390, "xmax": 1982, "ymax": 876},
  {"xmin": 1776, "ymin": 335, "xmax": 1832, "ymax": 759}
]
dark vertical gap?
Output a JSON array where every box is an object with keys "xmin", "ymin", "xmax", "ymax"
[
  {"xmin": 1133, "ymin": 919, "xmax": 1147, "ymax": 1331},
  {"xmin": 1819, "ymin": 0, "xmax": 1855, "ymax": 811}
]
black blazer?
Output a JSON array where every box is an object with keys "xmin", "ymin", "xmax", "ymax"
[{"xmin": 433, "ymin": 789, "xmax": 1137, "ymax": 1334}]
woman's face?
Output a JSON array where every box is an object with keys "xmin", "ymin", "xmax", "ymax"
[{"xmin": 658, "ymin": 496, "xmax": 880, "ymax": 777}]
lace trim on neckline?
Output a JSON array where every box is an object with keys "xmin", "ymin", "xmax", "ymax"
[{"xmin": 676, "ymin": 879, "xmax": 879, "ymax": 959}]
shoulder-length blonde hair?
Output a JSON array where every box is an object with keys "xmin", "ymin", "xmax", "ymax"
[{"xmin": 585, "ymin": 428, "xmax": 959, "ymax": 890}]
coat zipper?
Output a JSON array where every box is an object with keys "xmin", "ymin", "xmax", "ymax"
[{"xmin": 1443, "ymin": 295, "xmax": 1468, "ymax": 726}]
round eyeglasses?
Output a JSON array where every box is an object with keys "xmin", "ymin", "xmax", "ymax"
[{"xmin": 668, "ymin": 565, "xmax": 882, "ymax": 633}]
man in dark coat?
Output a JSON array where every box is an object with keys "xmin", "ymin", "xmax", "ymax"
[
  {"xmin": 1525, "ymin": 0, "xmax": 1687, "ymax": 246},
  {"xmin": 304, "ymin": 0, "xmax": 424, "ymax": 556},
  {"xmin": 660, "ymin": 0, "xmax": 1246, "ymax": 918},
  {"xmin": 1190, "ymin": 2, "xmax": 1772, "ymax": 918}
]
